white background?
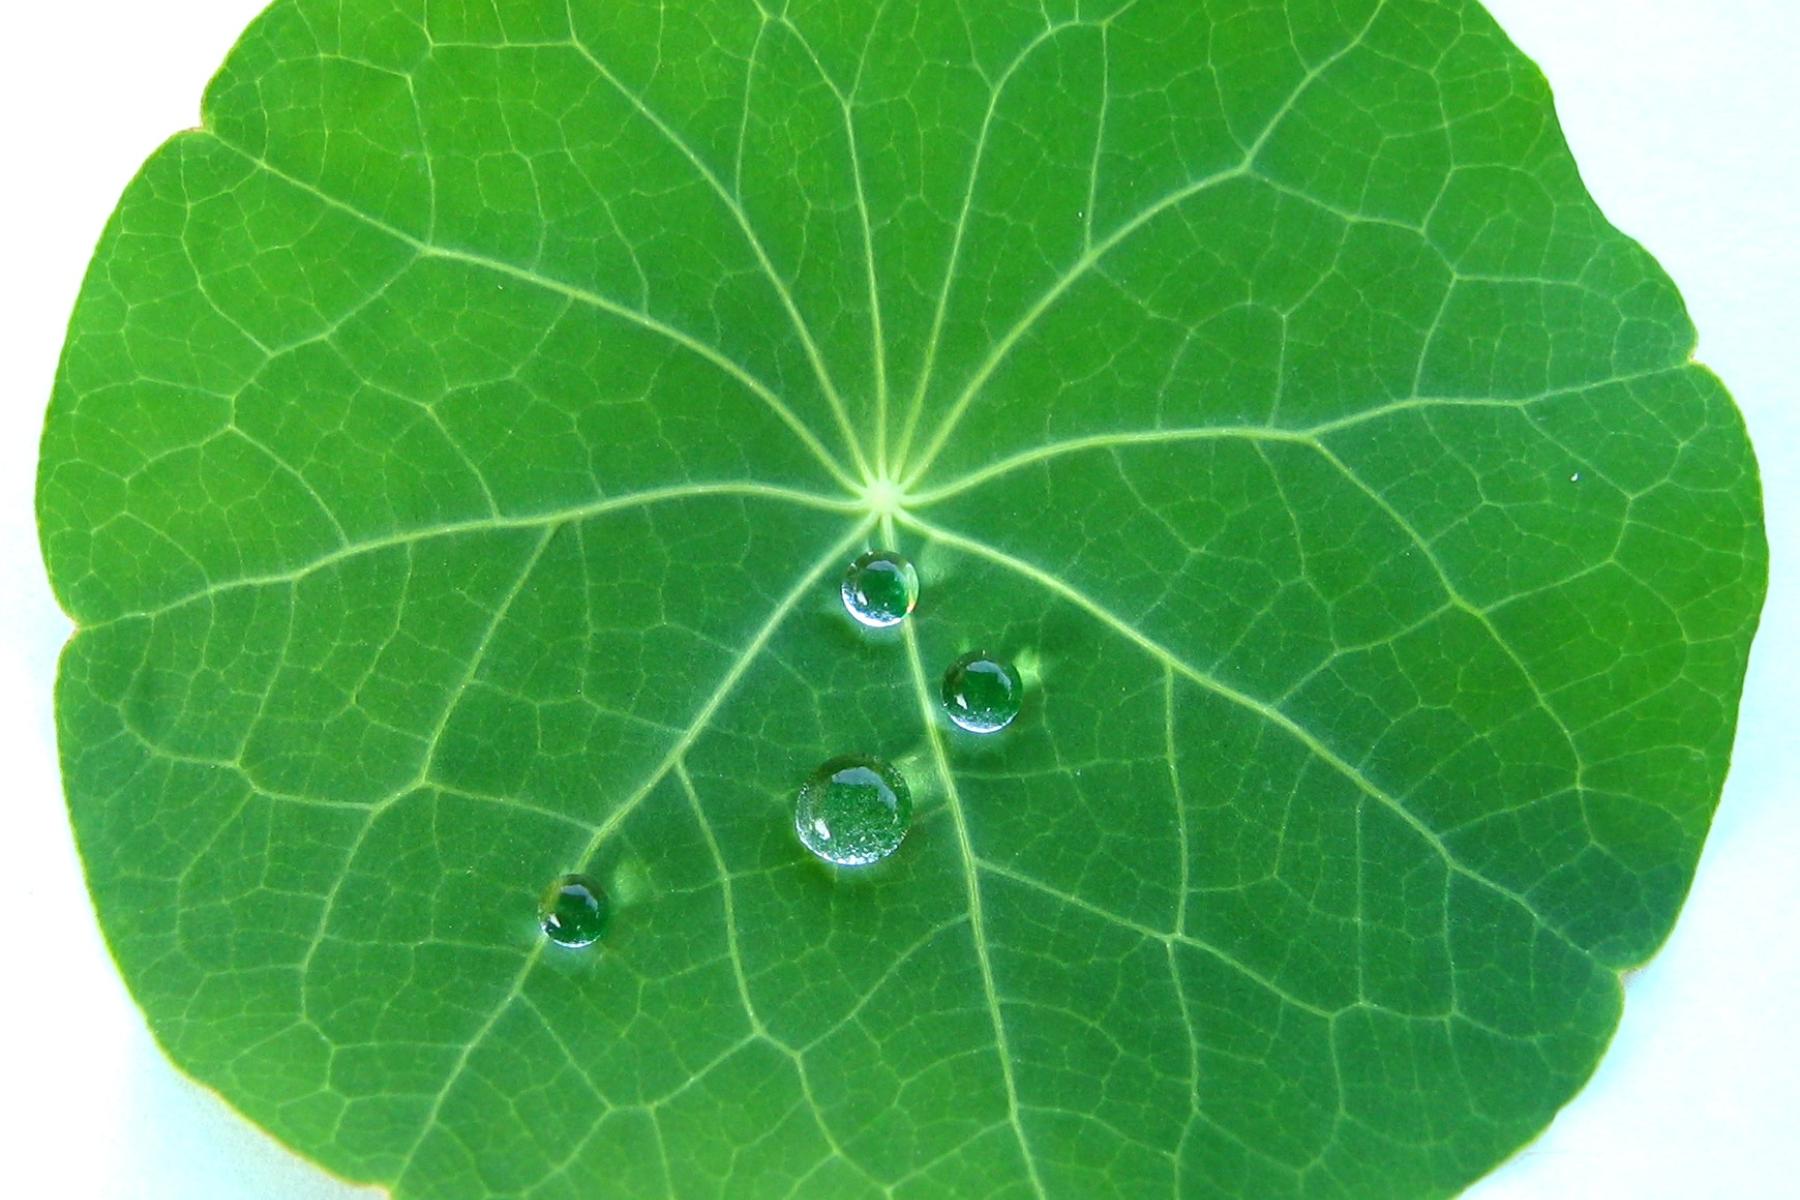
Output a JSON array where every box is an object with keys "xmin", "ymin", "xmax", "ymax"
[{"xmin": 0, "ymin": 2, "xmax": 1792, "ymax": 1196}]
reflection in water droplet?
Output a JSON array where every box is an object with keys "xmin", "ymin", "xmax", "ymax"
[
  {"xmin": 538, "ymin": 874, "xmax": 609, "ymax": 947},
  {"xmin": 795, "ymin": 755, "xmax": 912, "ymax": 866},
  {"xmin": 941, "ymin": 650, "xmax": 1023, "ymax": 733},
  {"xmin": 841, "ymin": 550, "xmax": 919, "ymax": 628}
]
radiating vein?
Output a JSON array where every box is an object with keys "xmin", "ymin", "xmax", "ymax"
[
  {"xmin": 891, "ymin": 19, "xmax": 1081, "ymax": 471},
  {"xmin": 392, "ymin": 518, "xmax": 871, "ymax": 1175},
  {"xmin": 90, "ymin": 481, "xmax": 858, "ymax": 629},
  {"xmin": 910, "ymin": 421, "xmax": 1599, "ymax": 788},
  {"xmin": 576, "ymin": 520, "xmax": 872, "ymax": 855},
  {"xmin": 906, "ymin": 365, "xmax": 1685, "ymax": 507},
  {"xmin": 887, "ymin": 520, "xmax": 1046, "ymax": 1197},
  {"xmin": 206, "ymin": 135, "xmax": 861, "ymax": 495},
  {"xmin": 770, "ymin": 10, "xmax": 895, "ymax": 477},
  {"xmin": 896, "ymin": 510, "xmax": 1590, "ymax": 960},
  {"xmin": 896, "ymin": 153, "xmax": 1249, "ymax": 486},
  {"xmin": 563, "ymin": 9, "xmax": 872, "ymax": 483},
  {"xmin": 1305, "ymin": 440, "xmax": 1585, "ymax": 785},
  {"xmin": 900, "ymin": 0, "xmax": 1391, "ymax": 486},
  {"xmin": 910, "ymin": 425, "xmax": 1315, "ymax": 506}
]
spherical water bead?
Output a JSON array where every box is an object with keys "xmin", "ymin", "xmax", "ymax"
[
  {"xmin": 795, "ymin": 755, "xmax": 912, "ymax": 866},
  {"xmin": 941, "ymin": 651, "xmax": 1022, "ymax": 734},
  {"xmin": 538, "ymin": 874, "xmax": 609, "ymax": 948},
  {"xmin": 841, "ymin": 551, "xmax": 919, "ymax": 628}
]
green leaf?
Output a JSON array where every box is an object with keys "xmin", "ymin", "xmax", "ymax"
[{"xmin": 38, "ymin": 0, "xmax": 1766, "ymax": 1196}]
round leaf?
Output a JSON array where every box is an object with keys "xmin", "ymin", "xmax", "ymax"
[{"xmin": 39, "ymin": 1, "xmax": 1766, "ymax": 1196}]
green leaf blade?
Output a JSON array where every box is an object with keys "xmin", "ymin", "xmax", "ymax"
[{"xmin": 40, "ymin": 1, "xmax": 1766, "ymax": 1197}]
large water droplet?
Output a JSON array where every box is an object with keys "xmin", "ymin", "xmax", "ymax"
[
  {"xmin": 795, "ymin": 755, "xmax": 912, "ymax": 866},
  {"xmin": 940, "ymin": 650, "xmax": 1023, "ymax": 733},
  {"xmin": 841, "ymin": 550, "xmax": 919, "ymax": 628},
  {"xmin": 538, "ymin": 874, "xmax": 609, "ymax": 947}
]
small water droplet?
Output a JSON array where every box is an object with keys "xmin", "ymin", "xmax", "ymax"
[
  {"xmin": 940, "ymin": 650, "xmax": 1023, "ymax": 733},
  {"xmin": 841, "ymin": 550, "xmax": 919, "ymax": 628},
  {"xmin": 1570, "ymin": 471, "xmax": 1582, "ymax": 483},
  {"xmin": 795, "ymin": 755, "xmax": 912, "ymax": 866},
  {"xmin": 538, "ymin": 874, "xmax": 609, "ymax": 947}
]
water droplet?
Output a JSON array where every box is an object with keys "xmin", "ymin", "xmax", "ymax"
[
  {"xmin": 940, "ymin": 650, "xmax": 1023, "ymax": 734},
  {"xmin": 795, "ymin": 755, "xmax": 912, "ymax": 866},
  {"xmin": 841, "ymin": 550, "xmax": 919, "ymax": 628},
  {"xmin": 538, "ymin": 874, "xmax": 609, "ymax": 947},
  {"xmin": 1570, "ymin": 471, "xmax": 1582, "ymax": 483}
]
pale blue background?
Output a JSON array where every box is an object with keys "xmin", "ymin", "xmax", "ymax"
[{"xmin": 0, "ymin": 2, "xmax": 1791, "ymax": 1196}]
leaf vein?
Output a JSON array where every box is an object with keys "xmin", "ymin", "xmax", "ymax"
[{"xmin": 898, "ymin": 512, "xmax": 1597, "ymax": 964}]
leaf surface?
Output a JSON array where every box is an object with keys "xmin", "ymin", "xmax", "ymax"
[{"xmin": 39, "ymin": 0, "xmax": 1766, "ymax": 1196}]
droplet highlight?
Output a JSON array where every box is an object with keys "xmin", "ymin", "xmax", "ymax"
[
  {"xmin": 841, "ymin": 550, "xmax": 919, "ymax": 628},
  {"xmin": 795, "ymin": 755, "xmax": 912, "ymax": 866},
  {"xmin": 538, "ymin": 874, "xmax": 609, "ymax": 948},
  {"xmin": 940, "ymin": 650, "xmax": 1023, "ymax": 734}
]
